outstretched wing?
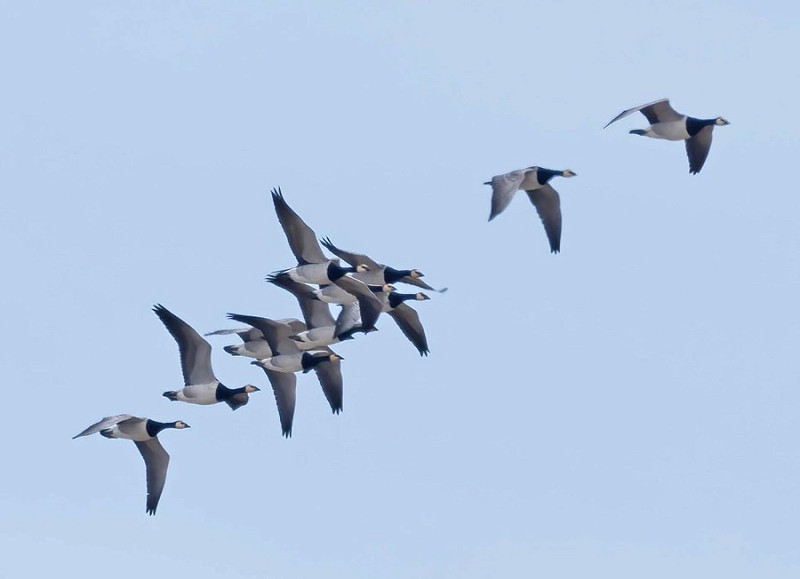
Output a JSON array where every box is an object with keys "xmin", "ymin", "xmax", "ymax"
[
  {"xmin": 271, "ymin": 188, "xmax": 328, "ymax": 264},
  {"xmin": 320, "ymin": 237, "xmax": 381, "ymax": 270},
  {"xmin": 526, "ymin": 184, "xmax": 562, "ymax": 254},
  {"xmin": 314, "ymin": 354, "xmax": 344, "ymax": 414},
  {"xmin": 259, "ymin": 367, "xmax": 297, "ymax": 438},
  {"xmin": 134, "ymin": 438, "xmax": 170, "ymax": 516},
  {"xmin": 333, "ymin": 275, "xmax": 383, "ymax": 332},
  {"xmin": 387, "ymin": 303, "xmax": 429, "ymax": 356},
  {"xmin": 72, "ymin": 414, "xmax": 134, "ymax": 439},
  {"xmin": 486, "ymin": 170, "xmax": 527, "ymax": 220},
  {"xmin": 685, "ymin": 125, "xmax": 713, "ymax": 174},
  {"xmin": 604, "ymin": 98, "xmax": 680, "ymax": 127},
  {"xmin": 153, "ymin": 304, "xmax": 216, "ymax": 386}
]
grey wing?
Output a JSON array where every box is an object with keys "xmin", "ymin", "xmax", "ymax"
[
  {"xmin": 604, "ymin": 98, "xmax": 680, "ymax": 127},
  {"xmin": 333, "ymin": 275, "xmax": 383, "ymax": 332},
  {"xmin": 72, "ymin": 414, "xmax": 134, "ymax": 439},
  {"xmin": 153, "ymin": 304, "xmax": 216, "ymax": 385},
  {"xmin": 334, "ymin": 302, "xmax": 362, "ymax": 339},
  {"xmin": 487, "ymin": 170, "xmax": 526, "ymax": 221},
  {"xmin": 204, "ymin": 327, "xmax": 265, "ymax": 342},
  {"xmin": 134, "ymin": 438, "xmax": 170, "ymax": 516},
  {"xmin": 313, "ymin": 354, "xmax": 344, "ymax": 414},
  {"xmin": 268, "ymin": 273, "xmax": 336, "ymax": 329},
  {"xmin": 260, "ymin": 368, "xmax": 297, "ymax": 437},
  {"xmin": 526, "ymin": 184, "xmax": 562, "ymax": 253},
  {"xmin": 685, "ymin": 125, "xmax": 713, "ymax": 174},
  {"xmin": 271, "ymin": 188, "xmax": 328, "ymax": 264},
  {"xmin": 387, "ymin": 303, "xmax": 429, "ymax": 356},
  {"xmin": 226, "ymin": 313, "xmax": 304, "ymax": 355},
  {"xmin": 320, "ymin": 237, "xmax": 381, "ymax": 270}
]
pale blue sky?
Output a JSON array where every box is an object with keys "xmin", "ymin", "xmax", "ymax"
[{"xmin": 2, "ymin": 1, "xmax": 799, "ymax": 577}]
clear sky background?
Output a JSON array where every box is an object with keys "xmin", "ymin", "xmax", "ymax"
[{"xmin": 2, "ymin": 1, "xmax": 798, "ymax": 577}]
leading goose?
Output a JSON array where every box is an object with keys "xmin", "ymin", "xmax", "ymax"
[
  {"xmin": 154, "ymin": 304, "xmax": 260, "ymax": 410},
  {"xmin": 484, "ymin": 167, "xmax": 576, "ymax": 253},
  {"xmin": 604, "ymin": 98, "xmax": 729, "ymax": 174},
  {"xmin": 73, "ymin": 414, "xmax": 190, "ymax": 515}
]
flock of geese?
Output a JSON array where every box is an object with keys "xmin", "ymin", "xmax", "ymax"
[{"xmin": 73, "ymin": 98, "xmax": 729, "ymax": 515}]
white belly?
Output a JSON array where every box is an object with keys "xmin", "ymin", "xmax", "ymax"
[
  {"xmin": 176, "ymin": 382, "xmax": 219, "ymax": 405},
  {"xmin": 107, "ymin": 420, "xmax": 150, "ymax": 441},
  {"xmin": 316, "ymin": 285, "xmax": 356, "ymax": 304},
  {"xmin": 519, "ymin": 171, "xmax": 542, "ymax": 190},
  {"xmin": 233, "ymin": 340, "xmax": 273, "ymax": 359},
  {"xmin": 649, "ymin": 119, "xmax": 689, "ymax": 140},
  {"xmin": 261, "ymin": 354, "xmax": 303, "ymax": 373},
  {"xmin": 294, "ymin": 326, "xmax": 337, "ymax": 349},
  {"xmin": 288, "ymin": 262, "xmax": 331, "ymax": 284}
]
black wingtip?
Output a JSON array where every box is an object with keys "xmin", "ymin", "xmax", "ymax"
[
  {"xmin": 163, "ymin": 391, "xmax": 179, "ymax": 401},
  {"xmin": 270, "ymin": 186, "xmax": 283, "ymax": 200}
]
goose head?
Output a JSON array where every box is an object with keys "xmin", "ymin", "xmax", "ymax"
[
  {"xmin": 415, "ymin": 292, "xmax": 431, "ymax": 301},
  {"xmin": 409, "ymin": 269, "xmax": 424, "ymax": 279},
  {"xmin": 715, "ymin": 117, "xmax": 730, "ymax": 126},
  {"xmin": 561, "ymin": 169, "xmax": 577, "ymax": 178},
  {"xmin": 244, "ymin": 384, "xmax": 261, "ymax": 393},
  {"xmin": 355, "ymin": 264, "xmax": 371, "ymax": 273},
  {"xmin": 173, "ymin": 421, "xmax": 191, "ymax": 429}
]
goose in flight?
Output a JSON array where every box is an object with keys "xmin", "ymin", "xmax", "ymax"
[
  {"xmin": 267, "ymin": 273, "xmax": 373, "ymax": 348},
  {"xmin": 604, "ymin": 98, "xmax": 729, "ymax": 174},
  {"xmin": 270, "ymin": 188, "xmax": 383, "ymax": 331},
  {"xmin": 484, "ymin": 167, "xmax": 576, "ymax": 253},
  {"xmin": 153, "ymin": 304, "xmax": 260, "ymax": 410},
  {"xmin": 204, "ymin": 326, "xmax": 274, "ymax": 360},
  {"xmin": 378, "ymin": 291, "xmax": 431, "ymax": 356},
  {"xmin": 73, "ymin": 414, "xmax": 190, "ymax": 515},
  {"xmin": 320, "ymin": 237, "xmax": 446, "ymax": 292},
  {"xmin": 227, "ymin": 312, "xmax": 345, "ymax": 437}
]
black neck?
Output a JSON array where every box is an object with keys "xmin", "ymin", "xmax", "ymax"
[
  {"xmin": 536, "ymin": 168, "xmax": 562, "ymax": 185},
  {"xmin": 301, "ymin": 352, "xmax": 329, "ymax": 372},
  {"xmin": 686, "ymin": 117, "xmax": 716, "ymax": 136},
  {"xmin": 145, "ymin": 419, "xmax": 176, "ymax": 437},
  {"xmin": 388, "ymin": 292, "xmax": 417, "ymax": 308},
  {"xmin": 215, "ymin": 382, "xmax": 239, "ymax": 401},
  {"xmin": 327, "ymin": 262, "xmax": 349, "ymax": 281},
  {"xmin": 383, "ymin": 266, "xmax": 412, "ymax": 283}
]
